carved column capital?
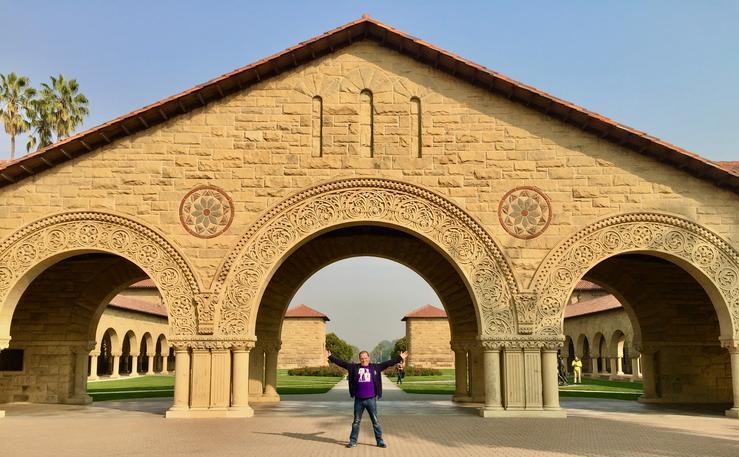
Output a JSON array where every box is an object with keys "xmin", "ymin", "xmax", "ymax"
[
  {"xmin": 512, "ymin": 291, "xmax": 538, "ymax": 335},
  {"xmin": 479, "ymin": 334, "xmax": 563, "ymax": 350},
  {"xmin": 194, "ymin": 292, "xmax": 216, "ymax": 335},
  {"xmin": 721, "ymin": 339, "xmax": 739, "ymax": 352}
]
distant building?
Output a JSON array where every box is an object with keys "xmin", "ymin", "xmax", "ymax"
[
  {"xmin": 277, "ymin": 304, "xmax": 329, "ymax": 369},
  {"xmin": 402, "ymin": 304, "xmax": 454, "ymax": 369}
]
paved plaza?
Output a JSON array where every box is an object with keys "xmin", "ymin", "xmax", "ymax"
[{"xmin": 1, "ymin": 376, "xmax": 738, "ymax": 457}]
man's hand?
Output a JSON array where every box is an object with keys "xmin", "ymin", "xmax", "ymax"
[
  {"xmin": 400, "ymin": 351, "xmax": 408, "ymax": 360},
  {"xmin": 325, "ymin": 348, "xmax": 332, "ymax": 358}
]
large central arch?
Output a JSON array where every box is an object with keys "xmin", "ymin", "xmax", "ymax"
[{"xmin": 214, "ymin": 178, "xmax": 519, "ymax": 339}]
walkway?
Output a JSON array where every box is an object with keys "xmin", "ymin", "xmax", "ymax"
[{"xmin": 1, "ymin": 376, "xmax": 738, "ymax": 456}]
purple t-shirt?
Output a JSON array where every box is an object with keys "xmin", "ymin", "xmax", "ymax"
[{"xmin": 355, "ymin": 365, "xmax": 375, "ymax": 399}]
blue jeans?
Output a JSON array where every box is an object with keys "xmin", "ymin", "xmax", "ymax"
[{"xmin": 349, "ymin": 397, "xmax": 383, "ymax": 444}]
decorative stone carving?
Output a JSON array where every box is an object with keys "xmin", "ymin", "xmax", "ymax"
[
  {"xmin": 498, "ymin": 187, "xmax": 552, "ymax": 239},
  {"xmin": 531, "ymin": 213, "xmax": 739, "ymax": 337},
  {"xmin": 170, "ymin": 336, "xmax": 257, "ymax": 351},
  {"xmin": 481, "ymin": 335, "xmax": 563, "ymax": 351},
  {"xmin": 179, "ymin": 185, "xmax": 234, "ymax": 239},
  {"xmin": 215, "ymin": 178, "xmax": 518, "ymax": 337},
  {"xmin": 0, "ymin": 212, "xmax": 198, "ymax": 335},
  {"xmin": 513, "ymin": 292, "xmax": 538, "ymax": 334},
  {"xmin": 194, "ymin": 292, "xmax": 215, "ymax": 335}
]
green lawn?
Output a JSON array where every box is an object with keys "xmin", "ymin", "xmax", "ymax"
[
  {"xmin": 276, "ymin": 369, "xmax": 342, "ymax": 395},
  {"xmin": 389, "ymin": 370, "xmax": 644, "ymax": 400},
  {"xmin": 88, "ymin": 375, "xmax": 174, "ymax": 401},
  {"xmin": 387, "ymin": 369, "xmax": 455, "ymax": 395}
]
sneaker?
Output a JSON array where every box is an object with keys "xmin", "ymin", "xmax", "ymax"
[
  {"xmin": 377, "ymin": 442, "xmax": 387, "ymax": 448},
  {"xmin": 346, "ymin": 442, "xmax": 357, "ymax": 448}
]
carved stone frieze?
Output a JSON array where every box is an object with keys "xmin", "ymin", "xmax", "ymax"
[
  {"xmin": 194, "ymin": 292, "xmax": 215, "ymax": 334},
  {"xmin": 0, "ymin": 212, "xmax": 199, "ymax": 335},
  {"xmin": 513, "ymin": 291, "xmax": 538, "ymax": 334},
  {"xmin": 170, "ymin": 335, "xmax": 257, "ymax": 351},
  {"xmin": 531, "ymin": 213, "xmax": 739, "ymax": 337},
  {"xmin": 481, "ymin": 335, "xmax": 564, "ymax": 351},
  {"xmin": 214, "ymin": 178, "xmax": 518, "ymax": 337}
]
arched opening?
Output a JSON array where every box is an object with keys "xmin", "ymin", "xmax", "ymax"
[
  {"xmin": 250, "ymin": 224, "xmax": 481, "ymax": 407},
  {"xmin": 0, "ymin": 252, "xmax": 167, "ymax": 406},
  {"xmin": 581, "ymin": 253, "xmax": 732, "ymax": 407}
]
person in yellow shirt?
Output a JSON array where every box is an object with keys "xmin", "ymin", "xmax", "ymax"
[{"xmin": 571, "ymin": 356, "xmax": 583, "ymax": 384}]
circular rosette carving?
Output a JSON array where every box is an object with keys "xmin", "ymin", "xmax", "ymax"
[
  {"xmin": 571, "ymin": 244, "xmax": 595, "ymax": 267},
  {"xmin": 395, "ymin": 199, "xmax": 440, "ymax": 232},
  {"xmin": 136, "ymin": 244, "xmax": 161, "ymax": 264},
  {"xmin": 157, "ymin": 268, "xmax": 180, "ymax": 289},
  {"xmin": 14, "ymin": 243, "xmax": 38, "ymax": 266},
  {"xmin": 539, "ymin": 295, "xmax": 561, "ymax": 317},
  {"xmin": 631, "ymin": 225, "xmax": 655, "ymax": 246},
  {"xmin": 692, "ymin": 243, "xmax": 717, "ymax": 268},
  {"xmin": 0, "ymin": 267, "xmax": 13, "ymax": 289},
  {"xmin": 108, "ymin": 230, "xmax": 132, "ymax": 251},
  {"xmin": 45, "ymin": 229, "xmax": 68, "ymax": 250},
  {"xmin": 341, "ymin": 191, "xmax": 389, "ymax": 220},
  {"xmin": 717, "ymin": 268, "xmax": 739, "ymax": 290},
  {"xmin": 600, "ymin": 230, "xmax": 622, "ymax": 251},
  {"xmin": 664, "ymin": 230, "xmax": 687, "ymax": 253},
  {"xmin": 76, "ymin": 224, "xmax": 100, "ymax": 245},
  {"xmin": 498, "ymin": 187, "xmax": 552, "ymax": 239},
  {"xmin": 180, "ymin": 185, "xmax": 235, "ymax": 239}
]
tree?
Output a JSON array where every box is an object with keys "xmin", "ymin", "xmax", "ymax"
[
  {"xmin": 40, "ymin": 74, "xmax": 89, "ymax": 141},
  {"xmin": 391, "ymin": 337, "xmax": 407, "ymax": 359},
  {"xmin": 0, "ymin": 73, "xmax": 35, "ymax": 160},
  {"xmin": 25, "ymin": 96, "xmax": 54, "ymax": 152},
  {"xmin": 371, "ymin": 339, "xmax": 395, "ymax": 361},
  {"xmin": 325, "ymin": 332, "xmax": 354, "ymax": 362}
]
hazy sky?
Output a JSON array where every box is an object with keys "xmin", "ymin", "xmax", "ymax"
[{"xmin": 2, "ymin": 2, "xmax": 737, "ymax": 350}]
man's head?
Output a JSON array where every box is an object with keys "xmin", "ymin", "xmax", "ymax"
[{"xmin": 359, "ymin": 351, "xmax": 370, "ymax": 366}]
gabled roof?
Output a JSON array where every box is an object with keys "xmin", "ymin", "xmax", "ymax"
[
  {"xmin": 564, "ymin": 294, "xmax": 622, "ymax": 319},
  {"xmin": 130, "ymin": 279, "xmax": 156, "ymax": 289},
  {"xmin": 284, "ymin": 304, "xmax": 329, "ymax": 321},
  {"xmin": 108, "ymin": 295, "xmax": 168, "ymax": 318},
  {"xmin": 1, "ymin": 16, "xmax": 737, "ymax": 193},
  {"xmin": 574, "ymin": 280, "xmax": 603, "ymax": 291},
  {"xmin": 402, "ymin": 304, "xmax": 447, "ymax": 320}
]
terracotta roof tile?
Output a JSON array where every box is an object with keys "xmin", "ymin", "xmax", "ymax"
[
  {"xmin": 718, "ymin": 161, "xmax": 739, "ymax": 175},
  {"xmin": 130, "ymin": 279, "xmax": 156, "ymax": 288},
  {"xmin": 0, "ymin": 16, "xmax": 736, "ymax": 193},
  {"xmin": 284, "ymin": 304, "xmax": 329, "ymax": 320},
  {"xmin": 575, "ymin": 280, "xmax": 603, "ymax": 290},
  {"xmin": 109, "ymin": 295, "xmax": 167, "ymax": 318},
  {"xmin": 402, "ymin": 304, "xmax": 447, "ymax": 320},
  {"xmin": 564, "ymin": 294, "xmax": 622, "ymax": 319}
]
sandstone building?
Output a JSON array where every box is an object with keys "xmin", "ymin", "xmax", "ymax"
[
  {"xmin": 276, "ymin": 304, "xmax": 329, "ymax": 369},
  {"xmin": 0, "ymin": 17, "xmax": 737, "ymax": 419},
  {"xmin": 403, "ymin": 304, "xmax": 454, "ymax": 369}
]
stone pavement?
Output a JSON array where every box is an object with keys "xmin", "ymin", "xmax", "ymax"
[{"xmin": 1, "ymin": 375, "xmax": 738, "ymax": 457}]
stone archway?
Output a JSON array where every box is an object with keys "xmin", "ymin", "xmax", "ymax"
[
  {"xmin": 0, "ymin": 211, "xmax": 199, "ymax": 340},
  {"xmin": 214, "ymin": 178, "xmax": 519, "ymax": 339},
  {"xmin": 531, "ymin": 212, "xmax": 739, "ymax": 416}
]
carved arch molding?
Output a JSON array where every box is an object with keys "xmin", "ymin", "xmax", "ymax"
[
  {"xmin": 531, "ymin": 213, "xmax": 739, "ymax": 337},
  {"xmin": 0, "ymin": 212, "xmax": 198, "ymax": 335},
  {"xmin": 213, "ymin": 178, "xmax": 519, "ymax": 337}
]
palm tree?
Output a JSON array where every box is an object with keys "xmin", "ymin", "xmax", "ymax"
[
  {"xmin": 40, "ymin": 74, "xmax": 89, "ymax": 140},
  {"xmin": 25, "ymin": 95, "xmax": 55, "ymax": 152},
  {"xmin": 0, "ymin": 73, "xmax": 36, "ymax": 160}
]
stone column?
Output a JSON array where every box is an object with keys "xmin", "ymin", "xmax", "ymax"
[
  {"xmin": 451, "ymin": 341, "xmax": 471, "ymax": 402},
  {"xmin": 130, "ymin": 353, "xmax": 140, "ymax": 376},
  {"xmin": 88, "ymin": 351, "xmax": 100, "ymax": 381},
  {"xmin": 541, "ymin": 347, "xmax": 560, "ymax": 411},
  {"xmin": 590, "ymin": 353, "xmax": 599, "ymax": 377},
  {"xmin": 721, "ymin": 340, "xmax": 739, "ymax": 418},
  {"xmin": 479, "ymin": 341, "xmax": 503, "ymax": 417},
  {"xmin": 146, "ymin": 354, "xmax": 155, "ymax": 375},
  {"xmin": 631, "ymin": 355, "xmax": 642, "ymax": 379},
  {"xmin": 469, "ymin": 344, "xmax": 486, "ymax": 402},
  {"xmin": 638, "ymin": 346, "xmax": 659, "ymax": 401},
  {"xmin": 249, "ymin": 344, "xmax": 265, "ymax": 402},
  {"xmin": 169, "ymin": 345, "xmax": 191, "ymax": 413},
  {"xmin": 67, "ymin": 343, "xmax": 95, "ymax": 405},
  {"xmin": 231, "ymin": 342, "xmax": 255, "ymax": 417},
  {"xmin": 111, "ymin": 353, "xmax": 121, "ymax": 378},
  {"xmin": 0, "ymin": 338, "xmax": 7, "ymax": 417},
  {"xmin": 609, "ymin": 356, "xmax": 621, "ymax": 380},
  {"xmin": 263, "ymin": 342, "xmax": 281, "ymax": 402}
]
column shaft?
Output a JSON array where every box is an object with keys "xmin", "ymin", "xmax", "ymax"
[
  {"xmin": 264, "ymin": 349, "xmax": 279, "ymax": 399},
  {"xmin": 726, "ymin": 350, "xmax": 739, "ymax": 418},
  {"xmin": 482, "ymin": 348, "xmax": 502, "ymax": 411},
  {"xmin": 147, "ymin": 355, "xmax": 155, "ymax": 375},
  {"xmin": 453, "ymin": 349, "xmax": 470, "ymax": 401},
  {"xmin": 541, "ymin": 349, "xmax": 560, "ymax": 410},
  {"xmin": 111, "ymin": 355, "xmax": 121, "ymax": 378},
  {"xmin": 172, "ymin": 347, "xmax": 191, "ymax": 410},
  {"xmin": 231, "ymin": 347, "xmax": 254, "ymax": 417},
  {"xmin": 88, "ymin": 353, "xmax": 99, "ymax": 380}
]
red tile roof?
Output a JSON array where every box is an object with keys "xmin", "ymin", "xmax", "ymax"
[
  {"xmin": 402, "ymin": 304, "xmax": 447, "ymax": 320},
  {"xmin": 564, "ymin": 294, "xmax": 622, "ymax": 319},
  {"xmin": 108, "ymin": 295, "xmax": 168, "ymax": 318},
  {"xmin": 130, "ymin": 279, "xmax": 156, "ymax": 288},
  {"xmin": 284, "ymin": 304, "xmax": 329, "ymax": 320},
  {"xmin": 718, "ymin": 161, "xmax": 739, "ymax": 175},
  {"xmin": 574, "ymin": 280, "xmax": 603, "ymax": 291},
  {"xmin": 0, "ymin": 16, "xmax": 736, "ymax": 193}
]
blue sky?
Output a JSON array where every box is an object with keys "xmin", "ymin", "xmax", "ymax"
[{"xmin": 2, "ymin": 1, "xmax": 737, "ymax": 350}]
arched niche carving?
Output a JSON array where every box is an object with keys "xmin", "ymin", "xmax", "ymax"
[
  {"xmin": 0, "ymin": 211, "xmax": 199, "ymax": 337},
  {"xmin": 531, "ymin": 212, "xmax": 739, "ymax": 338},
  {"xmin": 214, "ymin": 178, "xmax": 518, "ymax": 337}
]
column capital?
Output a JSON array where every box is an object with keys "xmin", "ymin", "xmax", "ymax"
[
  {"xmin": 512, "ymin": 291, "xmax": 538, "ymax": 335},
  {"xmin": 0, "ymin": 337, "xmax": 10, "ymax": 350},
  {"xmin": 170, "ymin": 336, "xmax": 257, "ymax": 351},
  {"xmin": 720, "ymin": 339, "xmax": 739, "ymax": 352},
  {"xmin": 481, "ymin": 335, "xmax": 564, "ymax": 351}
]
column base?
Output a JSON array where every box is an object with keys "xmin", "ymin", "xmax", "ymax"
[
  {"xmin": 479, "ymin": 407, "xmax": 566, "ymax": 418},
  {"xmin": 65, "ymin": 395, "xmax": 93, "ymax": 405},
  {"xmin": 249, "ymin": 394, "xmax": 280, "ymax": 403},
  {"xmin": 452, "ymin": 395, "xmax": 473, "ymax": 403},
  {"xmin": 725, "ymin": 408, "xmax": 739, "ymax": 418},
  {"xmin": 165, "ymin": 407, "xmax": 254, "ymax": 419}
]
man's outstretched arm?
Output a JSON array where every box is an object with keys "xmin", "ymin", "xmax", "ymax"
[
  {"xmin": 377, "ymin": 351, "xmax": 408, "ymax": 370},
  {"xmin": 326, "ymin": 349, "xmax": 351, "ymax": 369}
]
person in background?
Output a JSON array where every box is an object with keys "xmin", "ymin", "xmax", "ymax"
[
  {"xmin": 571, "ymin": 356, "xmax": 583, "ymax": 384},
  {"xmin": 396, "ymin": 360, "xmax": 405, "ymax": 385}
]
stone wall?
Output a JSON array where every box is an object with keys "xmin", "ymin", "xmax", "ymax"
[
  {"xmin": 277, "ymin": 318, "xmax": 326, "ymax": 368},
  {"xmin": 406, "ymin": 318, "xmax": 454, "ymax": 369}
]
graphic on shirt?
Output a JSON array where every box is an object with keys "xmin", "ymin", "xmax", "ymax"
[{"xmin": 358, "ymin": 367, "xmax": 371, "ymax": 383}]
